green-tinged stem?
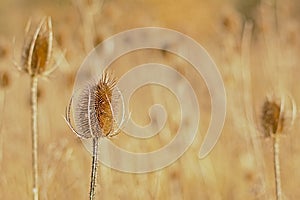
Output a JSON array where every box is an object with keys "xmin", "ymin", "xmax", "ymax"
[
  {"xmin": 273, "ymin": 135, "xmax": 282, "ymax": 200},
  {"xmin": 89, "ymin": 137, "xmax": 99, "ymax": 200},
  {"xmin": 31, "ymin": 76, "xmax": 39, "ymax": 200}
]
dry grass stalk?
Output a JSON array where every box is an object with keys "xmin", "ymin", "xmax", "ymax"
[
  {"xmin": 65, "ymin": 71, "xmax": 124, "ymax": 200},
  {"xmin": 15, "ymin": 16, "xmax": 55, "ymax": 200},
  {"xmin": 0, "ymin": 71, "xmax": 10, "ymax": 167},
  {"xmin": 260, "ymin": 95, "xmax": 296, "ymax": 200},
  {"xmin": 74, "ymin": 0, "xmax": 104, "ymax": 52}
]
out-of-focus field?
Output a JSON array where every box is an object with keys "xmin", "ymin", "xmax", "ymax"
[{"xmin": 0, "ymin": 0, "xmax": 300, "ymax": 199}]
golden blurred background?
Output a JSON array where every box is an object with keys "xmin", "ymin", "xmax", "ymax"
[{"xmin": 0, "ymin": 0, "xmax": 300, "ymax": 199}]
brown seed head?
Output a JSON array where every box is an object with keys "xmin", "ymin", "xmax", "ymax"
[
  {"xmin": 94, "ymin": 72, "xmax": 117, "ymax": 136},
  {"xmin": 0, "ymin": 41, "xmax": 8, "ymax": 58},
  {"xmin": 0, "ymin": 71, "xmax": 10, "ymax": 89},
  {"xmin": 21, "ymin": 17, "xmax": 53, "ymax": 76},
  {"xmin": 261, "ymin": 99, "xmax": 284, "ymax": 137},
  {"xmin": 67, "ymin": 71, "xmax": 123, "ymax": 139}
]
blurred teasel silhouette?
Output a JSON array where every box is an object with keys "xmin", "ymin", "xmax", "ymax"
[
  {"xmin": 13, "ymin": 16, "xmax": 57, "ymax": 200},
  {"xmin": 260, "ymin": 93, "xmax": 296, "ymax": 200}
]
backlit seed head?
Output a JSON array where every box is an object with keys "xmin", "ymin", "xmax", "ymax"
[
  {"xmin": 94, "ymin": 72, "xmax": 117, "ymax": 136},
  {"xmin": 66, "ymin": 71, "xmax": 125, "ymax": 139},
  {"xmin": 21, "ymin": 17, "xmax": 53, "ymax": 76},
  {"xmin": 260, "ymin": 94, "xmax": 296, "ymax": 137}
]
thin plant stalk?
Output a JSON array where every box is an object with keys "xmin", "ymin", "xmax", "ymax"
[
  {"xmin": 31, "ymin": 75, "xmax": 39, "ymax": 200},
  {"xmin": 0, "ymin": 88, "xmax": 7, "ymax": 166},
  {"xmin": 154, "ymin": 170, "xmax": 162, "ymax": 200},
  {"xmin": 89, "ymin": 137, "xmax": 99, "ymax": 200},
  {"xmin": 273, "ymin": 135, "xmax": 282, "ymax": 200}
]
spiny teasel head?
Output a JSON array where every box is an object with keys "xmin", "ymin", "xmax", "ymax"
[
  {"xmin": 20, "ymin": 17, "xmax": 53, "ymax": 76},
  {"xmin": 65, "ymin": 71, "xmax": 125, "ymax": 139},
  {"xmin": 260, "ymin": 94, "xmax": 296, "ymax": 138}
]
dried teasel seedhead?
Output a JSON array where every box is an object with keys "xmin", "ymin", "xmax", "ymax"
[
  {"xmin": 261, "ymin": 99, "xmax": 284, "ymax": 137},
  {"xmin": 0, "ymin": 71, "xmax": 10, "ymax": 89},
  {"xmin": 260, "ymin": 94, "xmax": 296, "ymax": 138},
  {"xmin": 21, "ymin": 17, "xmax": 53, "ymax": 76},
  {"xmin": 0, "ymin": 39, "xmax": 8, "ymax": 58},
  {"xmin": 65, "ymin": 71, "xmax": 125, "ymax": 139}
]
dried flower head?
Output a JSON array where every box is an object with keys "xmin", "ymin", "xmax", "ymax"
[
  {"xmin": 20, "ymin": 17, "xmax": 53, "ymax": 76},
  {"xmin": 65, "ymin": 71, "xmax": 125, "ymax": 139},
  {"xmin": 261, "ymin": 98, "xmax": 284, "ymax": 137},
  {"xmin": 0, "ymin": 40, "xmax": 8, "ymax": 58},
  {"xmin": 260, "ymin": 94, "xmax": 296, "ymax": 137},
  {"xmin": 0, "ymin": 71, "xmax": 10, "ymax": 89}
]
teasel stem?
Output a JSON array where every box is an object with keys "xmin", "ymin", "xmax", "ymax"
[
  {"xmin": 273, "ymin": 135, "xmax": 282, "ymax": 200},
  {"xmin": 89, "ymin": 137, "xmax": 99, "ymax": 200},
  {"xmin": 31, "ymin": 75, "xmax": 39, "ymax": 200}
]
